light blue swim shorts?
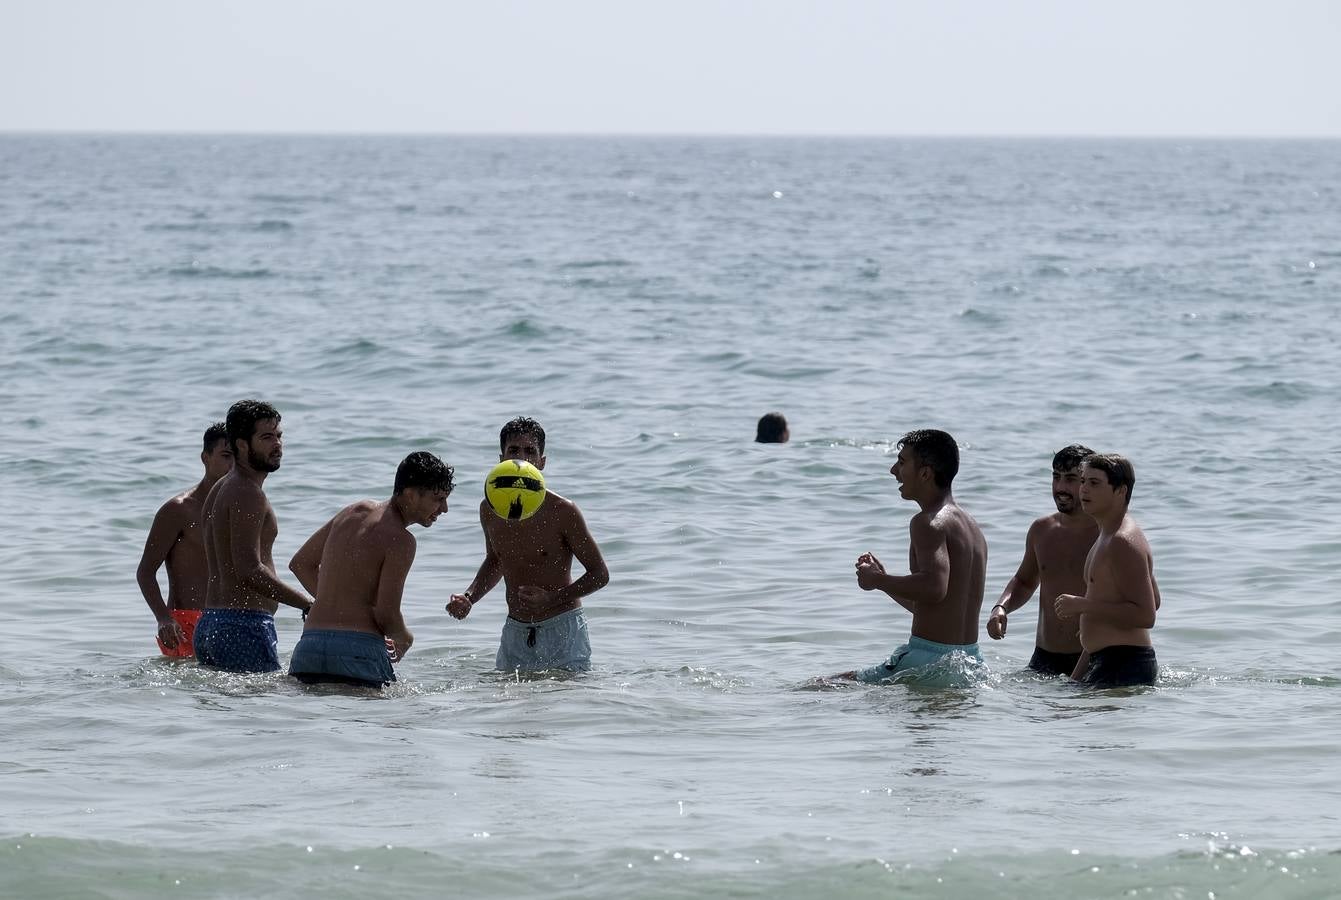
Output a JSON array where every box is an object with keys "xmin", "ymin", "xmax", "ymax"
[
  {"xmin": 854, "ymin": 635, "xmax": 983, "ymax": 686},
  {"xmin": 496, "ymin": 607, "xmax": 591, "ymax": 673}
]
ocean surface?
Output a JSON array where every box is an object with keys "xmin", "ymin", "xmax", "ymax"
[{"xmin": 2, "ymin": 135, "xmax": 1339, "ymax": 898}]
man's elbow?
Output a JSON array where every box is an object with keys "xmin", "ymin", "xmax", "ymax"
[{"xmin": 590, "ymin": 564, "xmax": 610, "ymax": 590}]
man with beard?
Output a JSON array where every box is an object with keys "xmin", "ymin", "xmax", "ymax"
[
  {"xmin": 1055, "ymin": 454, "xmax": 1161, "ymax": 686},
  {"xmin": 986, "ymin": 444, "xmax": 1099, "ymax": 676},
  {"xmin": 136, "ymin": 422, "xmax": 234, "ymax": 657},
  {"xmin": 197, "ymin": 399, "xmax": 313, "ymax": 673}
]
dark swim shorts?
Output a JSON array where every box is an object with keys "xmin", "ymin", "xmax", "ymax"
[
  {"xmin": 1028, "ymin": 646, "xmax": 1083, "ymax": 678},
  {"xmin": 289, "ymin": 629, "xmax": 396, "ymax": 688},
  {"xmin": 1079, "ymin": 645, "xmax": 1158, "ymax": 688},
  {"xmin": 193, "ymin": 609, "xmax": 281, "ymax": 673}
]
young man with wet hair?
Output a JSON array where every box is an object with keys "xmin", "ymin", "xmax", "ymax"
[
  {"xmin": 197, "ymin": 399, "xmax": 313, "ymax": 673},
  {"xmin": 987, "ymin": 444, "xmax": 1099, "ymax": 676},
  {"xmin": 755, "ymin": 412, "xmax": 789, "ymax": 444},
  {"xmin": 1054, "ymin": 453, "xmax": 1161, "ymax": 687},
  {"xmin": 836, "ymin": 429, "xmax": 988, "ymax": 683},
  {"xmin": 287, "ymin": 452, "xmax": 455, "ymax": 688},
  {"xmin": 136, "ymin": 422, "xmax": 234, "ymax": 657},
  {"xmin": 447, "ymin": 416, "xmax": 609, "ymax": 673}
]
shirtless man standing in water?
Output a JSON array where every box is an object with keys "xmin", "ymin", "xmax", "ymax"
[
  {"xmin": 287, "ymin": 452, "xmax": 454, "ymax": 688},
  {"xmin": 987, "ymin": 444, "xmax": 1099, "ymax": 676},
  {"xmin": 446, "ymin": 417, "xmax": 609, "ymax": 673},
  {"xmin": 836, "ymin": 429, "xmax": 989, "ymax": 683},
  {"xmin": 1054, "ymin": 453, "xmax": 1161, "ymax": 687},
  {"xmin": 197, "ymin": 399, "xmax": 313, "ymax": 673},
  {"xmin": 136, "ymin": 422, "xmax": 233, "ymax": 657}
]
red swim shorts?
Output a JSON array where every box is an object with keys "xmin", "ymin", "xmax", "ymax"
[{"xmin": 157, "ymin": 608, "xmax": 204, "ymax": 658}]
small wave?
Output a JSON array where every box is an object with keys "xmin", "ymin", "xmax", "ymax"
[
  {"xmin": 558, "ymin": 259, "xmax": 633, "ymax": 270},
  {"xmin": 252, "ymin": 219, "xmax": 293, "ymax": 232},
  {"xmin": 740, "ymin": 365, "xmax": 838, "ymax": 379},
  {"xmin": 248, "ymin": 192, "xmax": 334, "ymax": 204},
  {"xmin": 1241, "ymin": 381, "xmax": 1314, "ymax": 402},
  {"xmin": 330, "ymin": 338, "xmax": 382, "ymax": 357},
  {"xmin": 163, "ymin": 265, "xmax": 274, "ymax": 280},
  {"xmin": 958, "ymin": 307, "xmax": 1005, "ymax": 325},
  {"xmin": 503, "ymin": 318, "xmax": 544, "ymax": 338}
]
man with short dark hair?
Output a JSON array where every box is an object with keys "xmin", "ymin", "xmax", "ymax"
[
  {"xmin": 136, "ymin": 422, "xmax": 233, "ymax": 657},
  {"xmin": 1054, "ymin": 453, "xmax": 1161, "ymax": 687},
  {"xmin": 755, "ymin": 412, "xmax": 789, "ymax": 444},
  {"xmin": 287, "ymin": 452, "xmax": 455, "ymax": 688},
  {"xmin": 835, "ymin": 429, "xmax": 988, "ymax": 683},
  {"xmin": 447, "ymin": 416, "xmax": 609, "ymax": 673},
  {"xmin": 987, "ymin": 444, "xmax": 1099, "ymax": 676},
  {"xmin": 197, "ymin": 400, "xmax": 313, "ymax": 673}
]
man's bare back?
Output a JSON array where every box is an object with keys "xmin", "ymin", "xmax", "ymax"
[
  {"xmin": 287, "ymin": 451, "xmax": 454, "ymax": 686},
  {"xmin": 298, "ymin": 501, "xmax": 412, "ymax": 634},
  {"xmin": 903, "ymin": 500, "xmax": 988, "ymax": 645},
  {"xmin": 141, "ymin": 486, "xmax": 212, "ymax": 611},
  {"xmin": 137, "ymin": 426, "xmax": 233, "ymax": 652}
]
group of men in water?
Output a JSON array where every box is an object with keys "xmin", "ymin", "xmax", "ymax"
[{"xmin": 137, "ymin": 400, "xmax": 1159, "ymax": 689}]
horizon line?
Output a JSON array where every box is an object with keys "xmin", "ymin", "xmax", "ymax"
[{"xmin": 2, "ymin": 128, "xmax": 1339, "ymax": 141}]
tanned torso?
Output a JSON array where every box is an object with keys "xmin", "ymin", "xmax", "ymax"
[
  {"xmin": 202, "ymin": 472, "xmax": 282, "ymax": 613},
  {"xmin": 480, "ymin": 492, "xmax": 585, "ymax": 623},
  {"xmin": 1030, "ymin": 514, "xmax": 1097, "ymax": 653},
  {"xmin": 909, "ymin": 501, "xmax": 988, "ymax": 646},
  {"xmin": 1079, "ymin": 516, "xmax": 1159, "ymax": 652},
  {"xmin": 304, "ymin": 501, "xmax": 410, "ymax": 636},
  {"xmin": 155, "ymin": 486, "xmax": 211, "ymax": 611}
]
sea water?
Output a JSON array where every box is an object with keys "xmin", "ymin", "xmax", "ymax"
[{"xmin": 1, "ymin": 135, "xmax": 1339, "ymax": 898}]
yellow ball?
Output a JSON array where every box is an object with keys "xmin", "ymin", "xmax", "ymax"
[{"xmin": 484, "ymin": 459, "xmax": 547, "ymax": 520}]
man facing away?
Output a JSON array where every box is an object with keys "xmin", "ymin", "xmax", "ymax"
[
  {"xmin": 755, "ymin": 412, "xmax": 789, "ymax": 444},
  {"xmin": 1054, "ymin": 454, "xmax": 1161, "ymax": 687},
  {"xmin": 986, "ymin": 444, "xmax": 1099, "ymax": 676},
  {"xmin": 287, "ymin": 452, "xmax": 454, "ymax": 688},
  {"xmin": 837, "ymin": 429, "xmax": 988, "ymax": 683},
  {"xmin": 197, "ymin": 399, "xmax": 313, "ymax": 673},
  {"xmin": 446, "ymin": 417, "xmax": 609, "ymax": 673},
  {"xmin": 136, "ymin": 422, "xmax": 234, "ymax": 657}
]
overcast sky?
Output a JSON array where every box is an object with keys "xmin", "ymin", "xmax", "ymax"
[{"xmin": 3, "ymin": 0, "xmax": 1338, "ymax": 136}]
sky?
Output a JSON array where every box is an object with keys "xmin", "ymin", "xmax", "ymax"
[{"xmin": 2, "ymin": 0, "xmax": 1339, "ymax": 136}]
